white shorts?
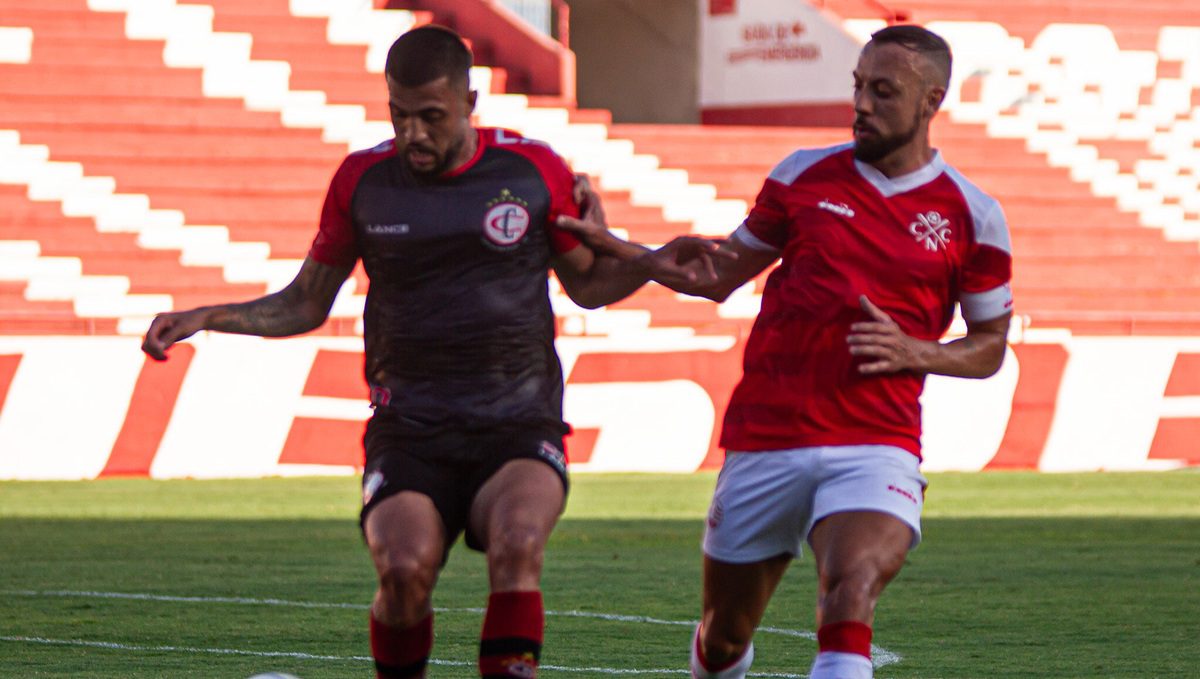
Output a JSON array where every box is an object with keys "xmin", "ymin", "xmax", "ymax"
[{"xmin": 702, "ymin": 445, "xmax": 928, "ymax": 564}]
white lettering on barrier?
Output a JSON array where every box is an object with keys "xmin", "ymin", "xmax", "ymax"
[
  {"xmin": 919, "ymin": 345, "xmax": 1019, "ymax": 472},
  {"xmin": 565, "ymin": 380, "xmax": 715, "ymax": 473},
  {"xmin": 0, "ymin": 335, "xmax": 1197, "ymax": 478},
  {"xmin": 0, "ymin": 337, "xmax": 143, "ymax": 480},
  {"xmin": 1040, "ymin": 337, "xmax": 1200, "ymax": 471},
  {"xmin": 150, "ymin": 334, "xmax": 320, "ymax": 479}
]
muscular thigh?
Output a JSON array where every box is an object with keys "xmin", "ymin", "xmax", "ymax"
[
  {"xmin": 360, "ymin": 417, "xmax": 570, "ymax": 557},
  {"xmin": 703, "ymin": 450, "xmax": 823, "ymax": 563},
  {"xmin": 464, "ymin": 429, "xmax": 569, "ymax": 551},
  {"xmin": 360, "ymin": 419, "xmax": 477, "ymax": 561},
  {"xmin": 806, "ymin": 445, "xmax": 927, "ymax": 550}
]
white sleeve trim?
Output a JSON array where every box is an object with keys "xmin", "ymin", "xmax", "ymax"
[
  {"xmin": 768, "ymin": 143, "xmax": 851, "ymax": 184},
  {"xmin": 732, "ymin": 223, "xmax": 782, "ymax": 252},
  {"xmin": 960, "ymin": 283, "xmax": 1013, "ymax": 322},
  {"xmin": 944, "ymin": 165, "xmax": 1011, "ymax": 253}
]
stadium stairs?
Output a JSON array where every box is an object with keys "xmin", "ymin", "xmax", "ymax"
[
  {"xmin": 3, "ymin": 0, "xmax": 1200, "ymax": 339},
  {"xmin": 830, "ymin": 3, "xmax": 1200, "ymax": 334}
]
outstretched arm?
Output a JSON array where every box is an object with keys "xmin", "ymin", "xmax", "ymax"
[
  {"xmin": 550, "ymin": 238, "xmax": 732, "ymax": 310},
  {"xmin": 553, "ymin": 176, "xmax": 772, "ymax": 306},
  {"xmin": 141, "ymin": 256, "xmax": 355, "ymax": 360},
  {"xmin": 846, "ymin": 295, "xmax": 1011, "ymax": 378}
]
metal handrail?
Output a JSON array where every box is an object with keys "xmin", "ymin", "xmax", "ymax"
[
  {"xmin": 551, "ymin": 0, "xmax": 569, "ymax": 48},
  {"xmin": 815, "ymin": 0, "xmax": 910, "ymax": 24}
]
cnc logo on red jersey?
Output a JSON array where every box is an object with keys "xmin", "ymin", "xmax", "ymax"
[
  {"xmin": 483, "ymin": 188, "xmax": 531, "ymax": 248},
  {"xmin": 909, "ymin": 211, "xmax": 952, "ymax": 252}
]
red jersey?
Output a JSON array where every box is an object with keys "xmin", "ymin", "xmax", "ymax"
[{"xmin": 720, "ymin": 144, "xmax": 1013, "ymax": 457}]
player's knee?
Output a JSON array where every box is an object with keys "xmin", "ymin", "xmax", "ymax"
[
  {"xmin": 702, "ymin": 629, "xmax": 752, "ymax": 665},
  {"xmin": 486, "ymin": 523, "xmax": 546, "ymax": 576},
  {"xmin": 375, "ymin": 553, "xmax": 437, "ymax": 619},
  {"xmin": 824, "ymin": 557, "xmax": 902, "ymax": 606}
]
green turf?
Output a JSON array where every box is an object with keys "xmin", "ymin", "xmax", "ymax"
[{"xmin": 1, "ymin": 472, "xmax": 1197, "ymax": 678}]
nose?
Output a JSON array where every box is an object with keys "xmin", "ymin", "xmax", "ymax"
[
  {"xmin": 853, "ymin": 90, "xmax": 872, "ymax": 116},
  {"xmin": 401, "ymin": 117, "xmax": 429, "ymax": 145}
]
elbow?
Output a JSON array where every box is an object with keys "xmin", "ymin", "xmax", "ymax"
[
  {"xmin": 692, "ymin": 282, "xmax": 737, "ymax": 303},
  {"xmin": 973, "ymin": 343, "xmax": 1008, "ymax": 379},
  {"xmin": 573, "ymin": 288, "xmax": 620, "ymax": 310},
  {"xmin": 704, "ymin": 286, "xmax": 735, "ymax": 303},
  {"xmin": 572, "ymin": 296, "xmax": 606, "ymax": 311},
  {"xmin": 296, "ymin": 301, "xmax": 332, "ymax": 334}
]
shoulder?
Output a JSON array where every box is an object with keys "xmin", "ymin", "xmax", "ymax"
[
  {"xmin": 767, "ymin": 143, "xmax": 854, "ymax": 185},
  {"xmin": 940, "ymin": 163, "xmax": 1010, "ymax": 249},
  {"xmin": 477, "ymin": 128, "xmax": 574, "ymax": 193},
  {"xmin": 333, "ymin": 139, "xmax": 396, "ymax": 184},
  {"xmin": 480, "ymin": 128, "xmax": 572, "ymax": 177}
]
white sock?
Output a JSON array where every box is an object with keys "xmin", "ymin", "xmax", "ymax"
[
  {"xmin": 809, "ymin": 650, "xmax": 873, "ymax": 679},
  {"xmin": 690, "ymin": 624, "xmax": 754, "ymax": 679}
]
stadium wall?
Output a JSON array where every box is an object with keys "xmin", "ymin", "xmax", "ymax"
[
  {"xmin": 564, "ymin": 0, "xmax": 701, "ymax": 123},
  {"xmin": 0, "ymin": 333, "xmax": 1197, "ymax": 479}
]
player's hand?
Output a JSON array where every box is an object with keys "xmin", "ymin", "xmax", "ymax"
[
  {"xmin": 641, "ymin": 236, "xmax": 738, "ymax": 288},
  {"xmin": 141, "ymin": 309, "xmax": 210, "ymax": 361},
  {"xmin": 846, "ymin": 295, "xmax": 931, "ymax": 374},
  {"xmin": 556, "ymin": 174, "xmax": 611, "ymax": 249}
]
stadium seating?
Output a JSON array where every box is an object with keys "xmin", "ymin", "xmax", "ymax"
[{"xmin": 3, "ymin": 0, "xmax": 1200, "ymax": 338}]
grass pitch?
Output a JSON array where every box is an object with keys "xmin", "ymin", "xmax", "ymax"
[{"xmin": 1, "ymin": 472, "xmax": 1197, "ymax": 678}]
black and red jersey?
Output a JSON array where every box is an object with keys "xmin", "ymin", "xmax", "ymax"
[{"xmin": 309, "ymin": 128, "xmax": 582, "ymax": 435}]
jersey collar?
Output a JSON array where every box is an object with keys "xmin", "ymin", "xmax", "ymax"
[
  {"xmin": 853, "ymin": 150, "xmax": 946, "ymax": 197},
  {"xmin": 440, "ymin": 128, "xmax": 486, "ymax": 179}
]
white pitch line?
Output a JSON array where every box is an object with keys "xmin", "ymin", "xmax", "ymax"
[
  {"xmin": 0, "ymin": 635, "xmax": 805, "ymax": 677},
  {"xmin": 0, "ymin": 635, "xmax": 376, "ymax": 663},
  {"xmin": 6, "ymin": 589, "xmax": 901, "ymax": 668}
]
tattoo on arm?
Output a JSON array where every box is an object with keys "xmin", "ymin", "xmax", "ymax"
[{"xmin": 205, "ymin": 258, "xmax": 353, "ymax": 337}]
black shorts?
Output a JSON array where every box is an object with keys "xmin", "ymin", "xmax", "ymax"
[{"xmin": 359, "ymin": 416, "xmax": 570, "ymax": 557}]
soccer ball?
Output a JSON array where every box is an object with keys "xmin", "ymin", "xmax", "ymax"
[{"xmin": 247, "ymin": 674, "xmax": 302, "ymax": 679}]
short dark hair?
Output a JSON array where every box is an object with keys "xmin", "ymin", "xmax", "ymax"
[
  {"xmin": 384, "ymin": 25, "xmax": 473, "ymax": 89},
  {"xmin": 869, "ymin": 24, "xmax": 952, "ymax": 91}
]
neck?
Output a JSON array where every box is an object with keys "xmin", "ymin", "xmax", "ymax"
[
  {"xmin": 870, "ymin": 142, "xmax": 935, "ymax": 178},
  {"xmin": 445, "ymin": 128, "xmax": 479, "ymax": 174}
]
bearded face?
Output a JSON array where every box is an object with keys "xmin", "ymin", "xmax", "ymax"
[
  {"xmin": 850, "ymin": 42, "xmax": 940, "ymax": 168},
  {"xmin": 852, "ymin": 107, "xmax": 923, "ymax": 163},
  {"xmin": 386, "ymin": 74, "xmax": 477, "ymax": 178}
]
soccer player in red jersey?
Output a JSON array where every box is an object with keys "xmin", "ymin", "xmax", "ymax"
[
  {"xmin": 141, "ymin": 26, "xmax": 720, "ymax": 679},
  {"xmin": 558, "ymin": 25, "xmax": 1013, "ymax": 679}
]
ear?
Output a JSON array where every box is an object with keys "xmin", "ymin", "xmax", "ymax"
[
  {"xmin": 466, "ymin": 89, "xmax": 478, "ymax": 115},
  {"xmin": 924, "ymin": 86, "xmax": 945, "ymax": 118}
]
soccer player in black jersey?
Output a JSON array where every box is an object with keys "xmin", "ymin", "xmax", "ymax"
[{"xmin": 141, "ymin": 25, "xmax": 721, "ymax": 679}]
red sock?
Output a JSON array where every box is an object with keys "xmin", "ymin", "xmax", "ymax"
[
  {"xmin": 479, "ymin": 590, "xmax": 544, "ymax": 678},
  {"xmin": 817, "ymin": 620, "xmax": 872, "ymax": 659},
  {"xmin": 370, "ymin": 612, "xmax": 433, "ymax": 679},
  {"xmin": 693, "ymin": 624, "xmax": 742, "ymax": 673}
]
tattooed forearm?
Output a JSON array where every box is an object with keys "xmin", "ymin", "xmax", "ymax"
[
  {"xmin": 200, "ymin": 258, "xmax": 353, "ymax": 338},
  {"xmin": 204, "ymin": 288, "xmax": 318, "ymax": 337}
]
